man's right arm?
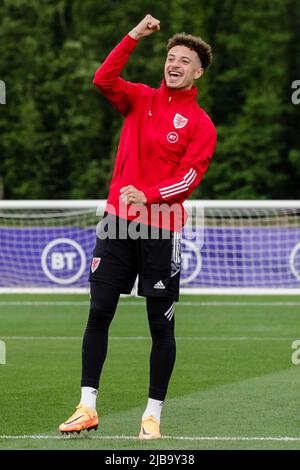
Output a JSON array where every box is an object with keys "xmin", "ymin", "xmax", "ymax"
[{"xmin": 93, "ymin": 15, "xmax": 160, "ymax": 116}]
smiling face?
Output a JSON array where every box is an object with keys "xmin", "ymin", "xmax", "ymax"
[{"xmin": 164, "ymin": 45, "xmax": 204, "ymax": 90}]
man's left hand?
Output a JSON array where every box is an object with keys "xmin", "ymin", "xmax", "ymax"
[{"xmin": 120, "ymin": 185, "xmax": 147, "ymax": 204}]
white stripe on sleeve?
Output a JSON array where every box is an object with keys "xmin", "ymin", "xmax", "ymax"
[{"xmin": 159, "ymin": 168, "xmax": 197, "ymax": 200}]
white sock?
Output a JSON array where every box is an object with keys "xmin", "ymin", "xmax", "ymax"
[
  {"xmin": 80, "ymin": 387, "xmax": 98, "ymax": 410},
  {"xmin": 142, "ymin": 398, "xmax": 164, "ymax": 422}
]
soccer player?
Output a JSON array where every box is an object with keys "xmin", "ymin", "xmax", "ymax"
[{"xmin": 59, "ymin": 14, "xmax": 217, "ymax": 439}]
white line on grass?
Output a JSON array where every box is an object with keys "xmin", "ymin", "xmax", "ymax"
[
  {"xmin": 0, "ymin": 336, "xmax": 296, "ymax": 341},
  {"xmin": 0, "ymin": 434, "xmax": 300, "ymax": 442},
  {"xmin": 2, "ymin": 301, "xmax": 300, "ymax": 307}
]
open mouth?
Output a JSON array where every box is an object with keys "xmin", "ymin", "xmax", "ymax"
[{"xmin": 168, "ymin": 70, "xmax": 183, "ymax": 81}]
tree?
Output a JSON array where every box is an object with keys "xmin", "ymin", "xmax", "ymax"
[{"xmin": 0, "ymin": 0, "xmax": 299, "ymax": 200}]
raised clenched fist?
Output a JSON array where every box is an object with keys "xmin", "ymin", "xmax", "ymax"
[{"xmin": 129, "ymin": 14, "xmax": 160, "ymax": 40}]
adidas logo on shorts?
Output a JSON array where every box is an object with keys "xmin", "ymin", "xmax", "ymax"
[{"xmin": 154, "ymin": 280, "xmax": 166, "ymax": 290}]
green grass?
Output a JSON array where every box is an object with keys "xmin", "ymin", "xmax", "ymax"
[{"xmin": 0, "ymin": 294, "xmax": 300, "ymax": 450}]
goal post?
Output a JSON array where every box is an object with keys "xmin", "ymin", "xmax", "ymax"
[{"xmin": 1, "ymin": 200, "xmax": 300, "ymax": 294}]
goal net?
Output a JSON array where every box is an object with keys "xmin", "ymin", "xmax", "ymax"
[{"xmin": 0, "ymin": 200, "xmax": 300, "ymax": 294}]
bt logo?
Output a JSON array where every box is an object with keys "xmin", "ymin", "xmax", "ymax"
[
  {"xmin": 41, "ymin": 238, "xmax": 86, "ymax": 285},
  {"xmin": 180, "ymin": 239, "xmax": 202, "ymax": 285},
  {"xmin": 167, "ymin": 132, "xmax": 179, "ymax": 143},
  {"xmin": 51, "ymin": 252, "xmax": 78, "ymax": 270}
]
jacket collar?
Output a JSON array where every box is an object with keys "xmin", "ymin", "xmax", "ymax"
[{"xmin": 158, "ymin": 79, "xmax": 198, "ymax": 103}]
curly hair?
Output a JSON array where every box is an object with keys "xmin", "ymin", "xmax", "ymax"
[{"xmin": 167, "ymin": 33, "xmax": 213, "ymax": 71}]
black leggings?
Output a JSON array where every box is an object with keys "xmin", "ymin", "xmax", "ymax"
[{"xmin": 81, "ymin": 282, "xmax": 176, "ymax": 401}]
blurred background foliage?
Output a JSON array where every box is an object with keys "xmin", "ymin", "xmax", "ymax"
[{"xmin": 0, "ymin": 0, "xmax": 299, "ymax": 200}]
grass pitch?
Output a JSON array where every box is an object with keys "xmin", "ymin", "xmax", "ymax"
[{"xmin": 0, "ymin": 294, "xmax": 300, "ymax": 450}]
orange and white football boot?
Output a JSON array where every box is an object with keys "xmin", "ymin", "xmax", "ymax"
[
  {"xmin": 138, "ymin": 415, "xmax": 161, "ymax": 440},
  {"xmin": 59, "ymin": 404, "xmax": 98, "ymax": 435}
]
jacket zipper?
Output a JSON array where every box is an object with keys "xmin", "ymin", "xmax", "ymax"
[{"xmin": 147, "ymin": 91, "xmax": 173, "ymax": 157}]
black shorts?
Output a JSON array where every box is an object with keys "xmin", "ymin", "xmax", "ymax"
[{"xmin": 89, "ymin": 214, "xmax": 181, "ymax": 301}]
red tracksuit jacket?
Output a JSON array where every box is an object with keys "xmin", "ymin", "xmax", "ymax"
[{"xmin": 93, "ymin": 34, "xmax": 217, "ymax": 231}]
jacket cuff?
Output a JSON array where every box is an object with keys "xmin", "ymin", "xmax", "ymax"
[
  {"xmin": 143, "ymin": 186, "xmax": 161, "ymax": 204},
  {"xmin": 125, "ymin": 33, "xmax": 139, "ymax": 47}
]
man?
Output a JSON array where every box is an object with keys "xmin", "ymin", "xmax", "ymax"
[{"xmin": 59, "ymin": 14, "xmax": 216, "ymax": 439}]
